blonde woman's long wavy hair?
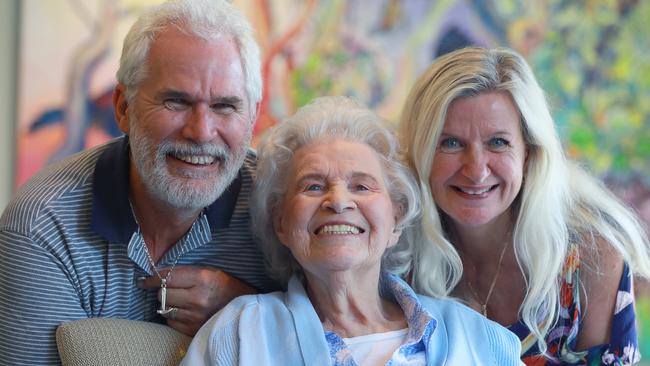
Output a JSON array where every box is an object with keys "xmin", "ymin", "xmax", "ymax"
[{"xmin": 399, "ymin": 47, "xmax": 650, "ymax": 356}]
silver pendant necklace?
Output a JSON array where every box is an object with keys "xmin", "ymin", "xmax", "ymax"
[
  {"xmin": 130, "ymin": 200, "xmax": 186, "ymax": 316},
  {"xmin": 139, "ymin": 233, "xmax": 185, "ymax": 316}
]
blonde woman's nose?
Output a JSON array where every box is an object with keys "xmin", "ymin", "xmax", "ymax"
[{"xmin": 461, "ymin": 148, "xmax": 491, "ymax": 183}]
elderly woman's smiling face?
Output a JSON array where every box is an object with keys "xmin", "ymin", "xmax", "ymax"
[{"xmin": 274, "ymin": 138, "xmax": 402, "ymax": 276}]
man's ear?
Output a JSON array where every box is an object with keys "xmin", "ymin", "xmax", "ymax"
[
  {"xmin": 250, "ymin": 101, "xmax": 262, "ymax": 127},
  {"xmin": 113, "ymin": 84, "xmax": 131, "ymax": 134},
  {"xmin": 255, "ymin": 101, "xmax": 261, "ymax": 118}
]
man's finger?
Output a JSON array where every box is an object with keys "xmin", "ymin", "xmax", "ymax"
[
  {"xmin": 136, "ymin": 267, "xmax": 188, "ymax": 289},
  {"xmin": 136, "ymin": 275, "xmax": 165, "ymax": 289},
  {"xmin": 159, "ymin": 266, "xmax": 206, "ymax": 288},
  {"xmin": 159, "ymin": 287, "xmax": 195, "ymax": 309},
  {"xmin": 158, "ymin": 306, "xmax": 181, "ymax": 321}
]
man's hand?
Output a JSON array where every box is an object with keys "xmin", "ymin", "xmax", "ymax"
[{"xmin": 137, "ymin": 266, "xmax": 256, "ymax": 336}]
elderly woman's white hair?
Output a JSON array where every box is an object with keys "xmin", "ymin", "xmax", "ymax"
[
  {"xmin": 400, "ymin": 46, "xmax": 650, "ymax": 355},
  {"xmin": 116, "ymin": 0, "xmax": 262, "ymax": 114},
  {"xmin": 253, "ymin": 96, "xmax": 421, "ymax": 284}
]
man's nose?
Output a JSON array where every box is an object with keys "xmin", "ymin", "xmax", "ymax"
[{"xmin": 182, "ymin": 104, "xmax": 218, "ymax": 143}]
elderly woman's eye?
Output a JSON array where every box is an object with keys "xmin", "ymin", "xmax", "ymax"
[
  {"xmin": 355, "ymin": 184, "xmax": 369, "ymax": 191},
  {"xmin": 439, "ymin": 137, "xmax": 462, "ymax": 152},
  {"xmin": 305, "ymin": 184, "xmax": 323, "ymax": 191}
]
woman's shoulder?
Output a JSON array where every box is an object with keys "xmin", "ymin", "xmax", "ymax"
[
  {"xmin": 232, "ymin": 290, "xmax": 287, "ymax": 308},
  {"xmin": 416, "ymin": 294, "xmax": 515, "ymax": 336},
  {"xmin": 416, "ymin": 294, "xmax": 523, "ymax": 365},
  {"xmin": 207, "ymin": 291, "xmax": 288, "ymax": 324},
  {"xmin": 573, "ymin": 235, "xmax": 627, "ymax": 350},
  {"xmin": 417, "ymin": 293, "xmax": 481, "ymax": 318},
  {"xmin": 183, "ymin": 290, "xmax": 308, "ymax": 365},
  {"xmin": 191, "ymin": 290, "xmax": 293, "ymax": 352}
]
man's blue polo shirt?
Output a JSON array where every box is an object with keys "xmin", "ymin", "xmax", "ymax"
[{"xmin": 0, "ymin": 136, "xmax": 277, "ymax": 365}]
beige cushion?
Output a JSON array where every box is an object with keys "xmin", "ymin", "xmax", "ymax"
[{"xmin": 56, "ymin": 318, "xmax": 192, "ymax": 366}]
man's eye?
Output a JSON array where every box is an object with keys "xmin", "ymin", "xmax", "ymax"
[
  {"xmin": 163, "ymin": 99, "xmax": 188, "ymax": 111},
  {"xmin": 439, "ymin": 137, "xmax": 462, "ymax": 152},
  {"xmin": 211, "ymin": 103, "xmax": 236, "ymax": 114},
  {"xmin": 488, "ymin": 137, "xmax": 510, "ymax": 151}
]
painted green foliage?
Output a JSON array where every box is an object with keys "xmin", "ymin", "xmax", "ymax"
[{"xmin": 530, "ymin": 0, "xmax": 650, "ymax": 178}]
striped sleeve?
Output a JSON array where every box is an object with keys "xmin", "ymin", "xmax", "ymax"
[{"xmin": 0, "ymin": 229, "xmax": 88, "ymax": 365}]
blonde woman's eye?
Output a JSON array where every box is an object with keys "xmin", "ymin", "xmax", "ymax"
[
  {"xmin": 489, "ymin": 137, "xmax": 510, "ymax": 150},
  {"xmin": 439, "ymin": 137, "xmax": 462, "ymax": 152}
]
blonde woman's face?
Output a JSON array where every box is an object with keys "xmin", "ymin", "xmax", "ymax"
[{"xmin": 428, "ymin": 91, "xmax": 527, "ymax": 231}]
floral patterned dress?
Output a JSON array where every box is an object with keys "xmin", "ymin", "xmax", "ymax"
[{"xmin": 509, "ymin": 244, "xmax": 641, "ymax": 365}]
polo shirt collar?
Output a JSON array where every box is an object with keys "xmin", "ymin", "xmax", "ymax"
[{"xmin": 90, "ymin": 135, "xmax": 241, "ymax": 243}]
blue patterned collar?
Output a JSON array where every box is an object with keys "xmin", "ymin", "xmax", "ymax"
[{"xmin": 325, "ymin": 272, "xmax": 436, "ymax": 365}]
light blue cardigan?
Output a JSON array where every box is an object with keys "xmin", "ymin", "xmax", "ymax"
[{"xmin": 181, "ymin": 274, "xmax": 523, "ymax": 365}]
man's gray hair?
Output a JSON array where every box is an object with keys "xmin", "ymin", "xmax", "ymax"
[{"xmin": 116, "ymin": 0, "xmax": 262, "ymax": 113}]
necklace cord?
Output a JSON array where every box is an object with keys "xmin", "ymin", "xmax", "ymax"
[
  {"xmin": 129, "ymin": 200, "xmax": 188, "ymax": 314},
  {"xmin": 464, "ymin": 240, "xmax": 509, "ymax": 317}
]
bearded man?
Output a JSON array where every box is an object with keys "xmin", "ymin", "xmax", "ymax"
[{"xmin": 0, "ymin": 1, "xmax": 278, "ymax": 364}]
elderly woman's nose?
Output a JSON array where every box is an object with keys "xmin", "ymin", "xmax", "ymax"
[
  {"xmin": 322, "ymin": 186, "xmax": 357, "ymax": 213},
  {"xmin": 461, "ymin": 148, "xmax": 491, "ymax": 183}
]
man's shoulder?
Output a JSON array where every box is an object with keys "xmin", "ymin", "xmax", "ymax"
[
  {"xmin": 234, "ymin": 149, "xmax": 256, "ymax": 195},
  {"xmin": 240, "ymin": 148, "xmax": 257, "ymax": 176},
  {"xmin": 1, "ymin": 138, "xmax": 122, "ymax": 232}
]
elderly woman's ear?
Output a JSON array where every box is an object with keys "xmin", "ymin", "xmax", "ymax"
[
  {"xmin": 272, "ymin": 213, "xmax": 289, "ymax": 247},
  {"xmin": 388, "ymin": 226, "xmax": 403, "ymax": 248},
  {"xmin": 387, "ymin": 206, "xmax": 404, "ymax": 248}
]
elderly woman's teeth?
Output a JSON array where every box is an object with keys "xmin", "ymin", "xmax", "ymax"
[{"xmin": 317, "ymin": 224, "xmax": 361, "ymax": 235}]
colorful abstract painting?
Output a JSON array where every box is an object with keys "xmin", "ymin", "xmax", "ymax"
[{"xmin": 17, "ymin": 0, "xmax": 650, "ymax": 361}]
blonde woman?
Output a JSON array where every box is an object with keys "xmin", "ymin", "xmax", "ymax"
[{"xmin": 400, "ymin": 47, "xmax": 650, "ymax": 365}]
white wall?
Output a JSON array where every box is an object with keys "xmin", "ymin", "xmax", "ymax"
[{"xmin": 0, "ymin": 0, "xmax": 19, "ymax": 211}]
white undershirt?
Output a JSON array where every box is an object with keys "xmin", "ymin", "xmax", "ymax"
[{"xmin": 342, "ymin": 328, "xmax": 409, "ymax": 366}]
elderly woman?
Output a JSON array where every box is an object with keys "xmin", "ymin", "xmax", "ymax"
[
  {"xmin": 181, "ymin": 96, "xmax": 523, "ymax": 365},
  {"xmin": 399, "ymin": 47, "xmax": 650, "ymax": 365}
]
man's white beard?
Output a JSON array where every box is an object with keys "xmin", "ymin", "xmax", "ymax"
[{"xmin": 128, "ymin": 116, "xmax": 250, "ymax": 210}]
